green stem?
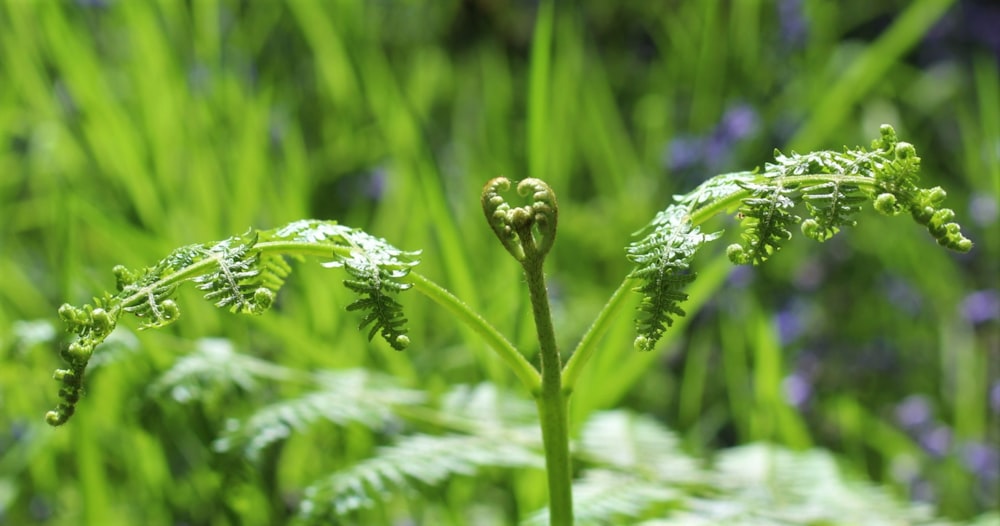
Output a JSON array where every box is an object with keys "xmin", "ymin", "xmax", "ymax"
[
  {"xmin": 561, "ymin": 277, "xmax": 636, "ymax": 393},
  {"xmin": 405, "ymin": 272, "xmax": 540, "ymax": 393},
  {"xmin": 687, "ymin": 173, "xmax": 879, "ymax": 226},
  {"xmin": 521, "ymin": 256, "xmax": 573, "ymax": 526},
  {"xmin": 184, "ymin": 240, "xmax": 541, "ymax": 391}
]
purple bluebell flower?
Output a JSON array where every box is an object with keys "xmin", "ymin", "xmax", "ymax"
[
  {"xmin": 782, "ymin": 372, "xmax": 812, "ymax": 408},
  {"xmin": 895, "ymin": 395, "xmax": 933, "ymax": 429},
  {"xmin": 665, "ymin": 135, "xmax": 705, "ymax": 172},
  {"xmin": 717, "ymin": 104, "xmax": 759, "ymax": 142},
  {"xmin": 882, "ymin": 275, "xmax": 923, "ymax": 315},
  {"xmin": 960, "ymin": 289, "xmax": 999, "ymax": 325},
  {"xmin": 665, "ymin": 104, "xmax": 760, "ymax": 173},
  {"xmin": 705, "ymin": 104, "xmax": 760, "ymax": 170},
  {"xmin": 778, "ymin": 0, "xmax": 808, "ymax": 48},
  {"xmin": 726, "ymin": 265, "xmax": 755, "ymax": 288},
  {"xmin": 919, "ymin": 425, "xmax": 952, "ymax": 457},
  {"xmin": 774, "ymin": 307, "xmax": 803, "ymax": 344},
  {"xmin": 365, "ymin": 167, "xmax": 388, "ymax": 201},
  {"xmin": 960, "ymin": 441, "xmax": 1000, "ymax": 480},
  {"xmin": 969, "ymin": 194, "xmax": 998, "ymax": 227}
]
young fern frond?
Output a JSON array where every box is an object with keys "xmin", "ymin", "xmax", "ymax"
[
  {"xmin": 628, "ymin": 125, "xmax": 972, "ymax": 352},
  {"xmin": 46, "ymin": 219, "xmax": 419, "ymax": 426}
]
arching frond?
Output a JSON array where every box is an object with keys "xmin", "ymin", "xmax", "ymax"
[
  {"xmin": 628, "ymin": 125, "xmax": 973, "ymax": 354},
  {"xmin": 48, "ymin": 219, "xmax": 420, "ymax": 426},
  {"xmin": 675, "ymin": 171, "xmax": 756, "ymax": 211},
  {"xmin": 193, "ymin": 233, "xmax": 270, "ymax": 314}
]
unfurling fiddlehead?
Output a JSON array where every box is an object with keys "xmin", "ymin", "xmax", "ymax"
[
  {"xmin": 482, "ymin": 177, "xmax": 558, "ymax": 263},
  {"xmin": 47, "ymin": 220, "xmax": 419, "ymax": 426},
  {"xmin": 628, "ymin": 125, "xmax": 972, "ymax": 352}
]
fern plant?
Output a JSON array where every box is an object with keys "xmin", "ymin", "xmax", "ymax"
[
  {"xmin": 152, "ymin": 344, "xmax": 982, "ymax": 525},
  {"xmin": 48, "ymin": 126, "xmax": 973, "ymax": 525}
]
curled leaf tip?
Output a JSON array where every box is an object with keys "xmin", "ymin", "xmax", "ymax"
[{"xmin": 481, "ymin": 177, "xmax": 559, "ymax": 262}]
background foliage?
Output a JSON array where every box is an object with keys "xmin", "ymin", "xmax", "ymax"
[{"xmin": 1, "ymin": 0, "xmax": 997, "ymax": 524}]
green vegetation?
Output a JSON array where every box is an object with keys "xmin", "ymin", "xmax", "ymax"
[{"xmin": 2, "ymin": 1, "xmax": 997, "ymax": 524}]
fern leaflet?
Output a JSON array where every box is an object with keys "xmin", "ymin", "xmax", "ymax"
[
  {"xmin": 626, "ymin": 205, "xmax": 722, "ymax": 352},
  {"xmin": 799, "ymin": 180, "xmax": 867, "ymax": 241},
  {"xmin": 320, "ymin": 226, "xmax": 418, "ymax": 351},
  {"xmin": 726, "ymin": 180, "xmax": 800, "ymax": 265}
]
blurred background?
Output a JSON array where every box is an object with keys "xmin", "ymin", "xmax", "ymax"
[{"xmin": 1, "ymin": 0, "xmax": 997, "ymax": 524}]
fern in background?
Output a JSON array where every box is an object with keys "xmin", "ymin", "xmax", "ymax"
[
  {"xmin": 153, "ymin": 342, "xmax": 989, "ymax": 525},
  {"xmin": 213, "ymin": 369, "xmax": 426, "ymax": 462}
]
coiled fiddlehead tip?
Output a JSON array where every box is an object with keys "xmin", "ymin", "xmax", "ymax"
[
  {"xmin": 903, "ymin": 187, "xmax": 974, "ymax": 253},
  {"xmin": 251, "ymin": 287, "xmax": 275, "ymax": 313},
  {"xmin": 873, "ymin": 193, "xmax": 900, "ymax": 215},
  {"xmin": 874, "ymin": 124, "xmax": 899, "ymax": 151},
  {"xmin": 633, "ymin": 335, "xmax": 654, "ymax": 352},
  {"xmin": 481, "ymin": 177, "xmax": 559, "ymax": 262},
  {"xmin": 800, "ymin": 219, "xmax": 829, "ymax": 242},
  {"xmin": 45, "ymin": 411, "xmax": 61, "ymax": 426},
  {"xmin": 726, "ymin": 243, "xmax": 750, "ymax": 265}
]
